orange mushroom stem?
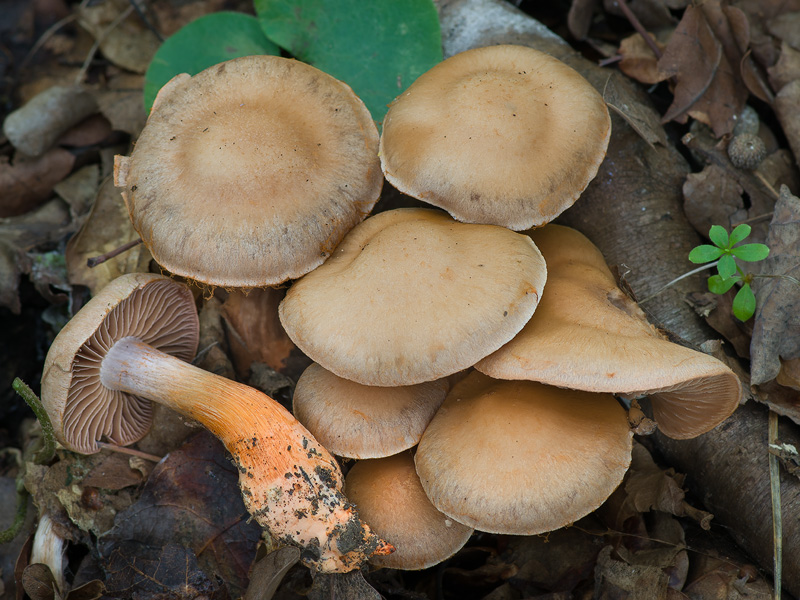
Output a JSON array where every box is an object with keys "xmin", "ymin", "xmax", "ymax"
[{"xmin": 98, "ymin": 336, "xmax": 393, "ymax": 571}]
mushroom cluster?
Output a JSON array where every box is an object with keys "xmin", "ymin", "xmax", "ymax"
[
  {"xmin": 37, "ymin": 44, "xmax": 743, "ymax": 576},
  {"xmin": 274, "ymin": 45, "xmax": 742, "ymax": 567}
]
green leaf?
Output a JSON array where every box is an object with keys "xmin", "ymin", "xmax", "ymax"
[
  {"xmin": 729, "ymin": 223, "xmax": 752, "ymax": 246},
  {"xmin": 255, "ymin": 0, "xmax": 443, "ymax": 123},
  {"xmin": 144, "ymin": 12, "xmax": 279, "ymax": 112},
  {"xmin": 708, "ymin": 274, "xmax": 739, "ymax": 294},
  {"xmin": 717, "ymin": 253, "xmax": 737, "ymax": 280},
  {"xmin": 732, "ymin": 283, "xmax": 756, "ymax": 321},
  {"xmin": 731, "ymin": 243, "xmax": 770, "ymax": 262},
  {"xmin": 688, "ymin": 244, "xmax": 723, "ymax": 264},
  {"xmin": 708, "ymin": 224, "xmax": 730, "ymax": 248}
]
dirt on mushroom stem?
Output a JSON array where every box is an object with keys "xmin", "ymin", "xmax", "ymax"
[{"xmin": 99, "ymin": 336, "xmax": 392, "ymax": 572}]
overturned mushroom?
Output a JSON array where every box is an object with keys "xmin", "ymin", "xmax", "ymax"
[
  {"xmin": 476, "ymin": 225, "xmax": 742, "ymax": 439},
  {"xmin": 40, "ymin": 273, "xmax": 391, "ymax": 572}
]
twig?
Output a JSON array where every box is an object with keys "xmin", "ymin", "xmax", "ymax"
[
  {"xmin": 75, "ymin": 4, "xmax": 135, "ymax": 84},
  {"xmin": 615, "ymin": 0, "xmax": 662, "ymax": 60},
  {"xmin": 96, "ymin": 441, "xmax": 163, "ymax": 463},
  {"xmin": 768, "ymin": 410, "xmax": 782, "ymax": 600},
  {"xmin": 87, "ymin": 238, "xmax": 143, "ymax": 267},
  {"xmin": 637, "ymin": 261, "xmax": 719, "ymax": 304},
  {"xmin": 733, "ymin": 212, "xmax": 774, "ymax": 226}
]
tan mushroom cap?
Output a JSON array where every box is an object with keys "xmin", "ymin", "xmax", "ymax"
[
  {"xmin": 345, "ymin": 451, "xmax": 473, "ymax": 570},
  {"xmin": 41, "ymin": 273, "xmax": 198, "ymax": 454},
  {"xmin": 379, "ymin": 45, "xmax": 611, "ymax": 230},
  {"xmin": 415, "ymin": 372, "xmax": 633, "ymax": 535},
  {"xmin": 114, "ymin": 55, "xmax": 382, "ymax": 288},
  {"xmin": 293, "ymin": 363, "xmax": 449, "ymax": 459},
  {"xmin": 476, "ymin": 225, "xmax": 742, "ymax": 439},
  {"xmin": 279, "ymin": 208, "xmax": 547, "ymax": 386}
]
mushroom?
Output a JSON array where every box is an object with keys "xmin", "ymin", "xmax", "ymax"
[
  {"xmin": 476, "ymin": 224, "xmax": 742, "ymax": 439},
  {"xmin": 414, "ymin": 371, "xmax": 633, "ymax": 535},
  {"xmin": 293, "ymin": 362, "xmax": 449, "ymax": 459},
  {"xmin": 279, "ymin": 208, "xmax": 547, "ymax": 386},
  {"xmin": 345, "ymin": 451, "xmax": 473, "ymax": 570},
  {"xmin": 41, "ymin": 273, "xmax": 391, "ymax": 572},
  {"xmin": 114, "ymin": 55, "xmax": 382, "ymax": 288},
  {"xmin": 379, "ymin": 44, "xmax": 611, "ymax": 230}
]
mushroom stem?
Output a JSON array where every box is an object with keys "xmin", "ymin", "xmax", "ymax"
[{"xmin": 99, "ymin": 336, "xmax": 392, "ymax": 572}]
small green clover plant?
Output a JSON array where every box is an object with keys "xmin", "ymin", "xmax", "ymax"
[{"xmin": 688, "ymin": 224, "xmax": 770, "ymax": 321}]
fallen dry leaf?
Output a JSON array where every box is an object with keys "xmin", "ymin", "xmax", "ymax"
[
  {"xmin": 242, "ymin": 546, "xmax": 300, "ymax": 600},
  {"xmin": 767, "ymin": 41, "xmax": 800, "ymax": 92},
  {"xmin": 98, "ymin": 431, "xmax": 262, "ymax": 599},
  {"xmin": 657, "ymin": 5, "xmax": 747, "ymax": 136},
  {"xmin": 604, "ymin": 73, "xmax": 668, "ymax": 148},
  {"xmin": 766, "ymin": 10, "xmax": 800, "ymax": 50},
  {"xmin": 0, "ymin": 149, "xmax": 75, "ymax": 218},
  {"xmin": 774, "ymin": 80, "xmax": 800, "ymax": 170},
  {"xmin": 567, "ymin": 0, "xmax": 597, "ymax": 41},
  {"xmin": 221, "ymin": 288, "xmax": 299, "ymax": 379},
  {"xmin": 102, "ymin": 542, "xmax": 221, "ymax": 600},
  {"xmin": 750, "ymin": 185, "xmax": 800, "ymax": 386},
  {"xmin": 618, "ymin": 33, "xmax": 668, "ymax": 85},
  {"xmin": 682, "ymin": 164, "xmax": 746, "ymax": 235},
  {"xmin": 77, "ymin": 0, "xmax": 159, "ymax": 74},
  {"xmin": 0, "ymin": 198, "xmax": 71, "ymax": 313},
  {"xmin": 65, "ymin": 175, "xmax": 151, "ymax": 295},
  {"xmin": 594, "ymin": 545, "xmax": 671, "ymax": 600},
  {"xmin": 53, "ymin": 164, "xmax": 100, "ymax": 220},
  {"xmin": 603, "ymin": 0, "xmax": 678, "ymax": 29}
]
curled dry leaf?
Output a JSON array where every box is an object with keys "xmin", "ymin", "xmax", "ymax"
[
  {"xmin": 750, "ymin": 185, "xmax": 800, "ymax": 386},
  {"xmin": 604, "ymin": 73, "xmax": 668, "ymax": 148}
]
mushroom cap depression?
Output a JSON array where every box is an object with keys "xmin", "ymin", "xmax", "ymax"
[
  {"xmin": 114, "ymin": 55, "xmax": 382, "ymax": 288},
  {"xmin": 476, "ymin": 225, "xmax": 742, "ymax": 439},
  {"xmin": 279, "ymin": 208, "xmax": 547, "ymax": 386},
  {"xmin": 379, "ymin": 45, "xmax": 611, "ymax": 230},
  {"xmin": 414, "ymin": 372, "xmax": 633, "ymax": 535},
  {"xmin": 41, "ymin": 273, "xmax": 199, "ymax": 454},
  {"xmin": 293, "ymin": 362, "xmax": 449, "ymax": 459},
  {"xmin": 345, "ymin": 451, "xmax": 473, "ymax": 570}
]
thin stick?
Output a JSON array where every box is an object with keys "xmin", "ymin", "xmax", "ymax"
[
  {"xmin": 13, "ymin": 377, "xmax": 56, "ymax": 464},
  {"xmin": 616, "ymin": 0, "xmax": 662, "ymax": 60},
  {"xmin": 768, "ymin": 410, "xmax": 782, "ymax": 600},
  {"xmin": 753, "ymin": 170, "xmax": 781, "ymax": 200},
  {"xmin": 637, "ymin": 261, "xmax": 719, "ymax": 304},
  {"xmin": 87, "ymin": 238, "xmax": 143, "ymax": 267},
  {"xmin": 96, "ymin": 441, "xmax": 163, "ymax": 463},
  {"xmin": 733, "ymin": 212, "xmax": 774, "ymax": 226}
]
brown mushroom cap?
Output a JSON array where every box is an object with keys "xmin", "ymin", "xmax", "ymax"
[
  {"xmin": 293, "ymin": 363, "xmax": 449, "ymax": 459},
  {"xmin": 115, "ymin": 55, "xmax": 382, "ymax": 288},
  {"xmin": 379, "ymin": 45, "xmax": 611, "ymax": 230},
  {"xmin": 279, "ymin": 208, "xmax": 547, "ymax": 386},
  {"xmin": 415, "ymin": 372, "xmax": 633, "ymax": 535},
  {"xmin": 476, "ymin": 224, "xmax": 742, "ymax": 439},
  {"xmin": 345, "ymin": 451, "xmax": 473, "ymax": 570},
  {"xmin": 41, "ymin": 273, "xmax": 198, "ymax": 454}
]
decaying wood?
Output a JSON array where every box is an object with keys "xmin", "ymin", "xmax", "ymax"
[{"xmin": 436, "ymin": 0, "xmax": 800, "ymax": 594}]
